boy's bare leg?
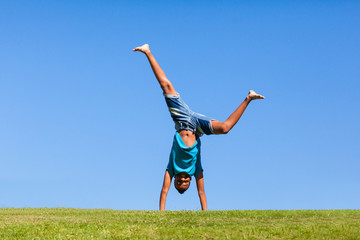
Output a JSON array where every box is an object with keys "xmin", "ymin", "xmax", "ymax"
[
  {"xmin": 212, "ymin": 90, "xmax": 265, "ymax": 134},
  {"xmin": 133, "ymin": 44, "xmax": 177, "ymax": 95},
  {"xmin": 134, "ymin": 44, "xmax": 196, "ymax": 146}
]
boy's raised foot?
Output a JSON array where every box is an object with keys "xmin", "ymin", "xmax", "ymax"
[
  {"xmin": 247, "ymin": 90, "xmax": 265, "ymax": 101},
  {"xmin": 133, "ymin": 44, "xmax": 150, "ymax": 54}
]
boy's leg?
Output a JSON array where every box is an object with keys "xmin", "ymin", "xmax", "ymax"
[
  {"xmin": 212, "ymin": 90, "xmax": 264, "ymax": 134},
  {"xmin": 133, "ymin": 44, "xmax": 177, "ymax": 95}
]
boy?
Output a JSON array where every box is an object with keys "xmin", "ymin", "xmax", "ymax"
[{"xmin": 133, "ymin": 44, "xmax": 264, "ymax": 211}]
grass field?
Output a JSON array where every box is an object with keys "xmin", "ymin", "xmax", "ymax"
[{"xmin": 0, "ymin": 208, "xmax": 359, "ymax": 239}]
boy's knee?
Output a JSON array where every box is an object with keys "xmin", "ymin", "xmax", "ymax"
[
  {"xmin": 222, "ymin": 123, "xmax": 231, "ymax": 134},
  {"xmin": 161, "ymin": 82, "xmax": 176, "ymax": 95},
  {"xmin": 212, "ymin": 121, "xmax": 231, "ymax": 135},
  {"xmin": 218, "ymin": 122, "xmax": 230, "ymax": 134},
  {"xmin": 161, "ymin": 83, "xmax": 171, "ymax": 93}
]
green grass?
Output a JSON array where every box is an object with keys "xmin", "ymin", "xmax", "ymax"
[{"xmin": 0, "ymin": 208, "xmax": 359, "ymax": 239}]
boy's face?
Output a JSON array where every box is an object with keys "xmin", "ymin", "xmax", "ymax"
[{"xmin": 175, "ymin": 172, "xmax": 191, "ymax": 191}]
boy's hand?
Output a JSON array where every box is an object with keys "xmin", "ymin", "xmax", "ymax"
[
  {"xmin": 159, "ymin": 170, "xmax": 172, "ymax": 211},
  {"xmin": 196, "ymin": 171, "xmax": 207, "ymax": 211}
]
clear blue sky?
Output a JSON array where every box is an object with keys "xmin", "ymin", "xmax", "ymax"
[{"xmin": 1, "ymin": 1, "xmax": 359, "ymax": 210}]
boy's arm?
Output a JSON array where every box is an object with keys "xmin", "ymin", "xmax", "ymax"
[
  {"xmin": 159, "ymin": 170, "xmax": 172, "ymax": 211},
  {"xmin": 196, "ymin": 171, "xmax": 207, "ymax": 211}
]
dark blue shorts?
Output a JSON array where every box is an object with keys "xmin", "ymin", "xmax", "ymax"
[{"xmin": 164, "ymin": 93, "xmax": 216, "ymax": 136}]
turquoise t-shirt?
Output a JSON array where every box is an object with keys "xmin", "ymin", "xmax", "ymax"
[{"xmin": 166, "ymin": 132, "xmax": 203, "ymax": 178}]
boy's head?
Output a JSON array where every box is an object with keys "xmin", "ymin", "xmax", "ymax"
[{"xmin": 174, "ymin": 172, "xmax": 191, "ymax": 194}]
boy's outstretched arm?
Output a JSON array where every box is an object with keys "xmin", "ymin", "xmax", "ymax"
[
  {"xmin": 196, "ymin": 171, "xmax": 207, "ymax": 211},
  {"xmin": 159, "ymin": 170, "xmax": 172, "ymax": 211}
]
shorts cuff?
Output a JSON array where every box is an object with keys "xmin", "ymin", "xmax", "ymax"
[
  {"xmin": 163, "ymin": 92, "xmax": 180, "ymax": 99},
  {"xmin": 209, "ymin": 120, "xmax": 215, "ymax": 134}
]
